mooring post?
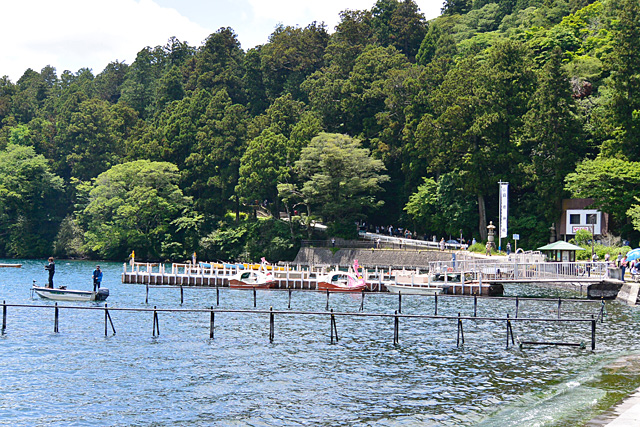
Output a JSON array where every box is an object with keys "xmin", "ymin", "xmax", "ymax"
[
  {"xmin": 253, "ymin": 287, "xmax": 257, "ymax": 308},
  {"xmin": 152, "ymin": 306, "xmax": 159, "ymax": 336},
  {"xmin": 326, "ymin": 290, "xmax": 330, "ymax": 311},
  {"xmin": 2, "ymin": 300, "xmax": 6, "ymax": 335},
  {"xmin": 104, "ymin": 303, "xmax": 116, "ymax": 336},
  {"xmin": 558, "ymin": 297, "xmax": 562, "ymax": 319},
  {"xmin": 216, "ymin": 285, "xmax": 220, "ymax": 306},
  {"xmin": 180, "ymin": 285, "xmax": 184, "ymax": 304},
  {"xmin": 600, "ymin": 300, "xmax": 606, "ymax": 323},
  {"xmin": 269, "ymin": 307, "xmax": 274, "ymax": 343},
  {"xmin": 457, "ymin": 313, "xmax": 464, "ymax": 347},
  {"xmin": 506, "ymin": 313, "xmax": 514, "ymax": 349},
  {"xmin": 209, "ymin": 306, "xmax": 214, "ymax": 339},
  {"xmin": 330, "ymin": 308, "xmax": 338, "ymax": 344},
  {"xmin": 288, "ymin": 288, "xmax": 292, "ymax": 309},
  {"xmin": 473, "ymin": 295, "xmax": 478, "ymax": 317},
  {"xmin": 591, "ymin": 315, "xmax": 596, "ymax": 350},
  {"xmin": 434, "ymin": 294, "xmax": 438, "ymax": 316},
  {"xmin": 398, "ymin": 291, "xmax": 402, "ymax": 314},
  {"xmin": 360, "ymin": 289, "xmax": 365, "ymax": 312},
  {"xmin": 54, "ymin": 303, "xmax": 59, "ymax": 333},
  {"xmin": 515, "ymin": 296, "xmax": 519, "ymax": 318},
  {"xmin": 393, "ymin": 310, "xmax": 399, "ymax": 345},
  {"xmin": 145, "ymin": 283, "xmax": 149, "ymax": 304}
]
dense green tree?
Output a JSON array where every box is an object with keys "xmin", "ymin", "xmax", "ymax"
[
  {"xmin": 605, "ymin": 0, "xmax": 640, "ymax": 158},
  {"xmin": 77, "ymin": 160, "xmax": 200, "ymax": 260},
  {"xmin": 0, "ymin": 144, "xmax": 64, "ymax": 257},
  {"xmin": 517, "ymin": 47, "xmax": 586, "ymax": 222},
  {"xmin": 192, "ymin": 28, "xmax": 245, "ymax": 104},
  {"xmin": 94, "ymin": 61, "xmax": 128, "ymax": 104},
  {"xmin": 294, "ymin": 133, "xmax": 389, "ymax": 223},
  {"xmin": 565, "ymin": 158, "xmax": 640, "ymax": 228},
  {"xmin": 260, "ymin": 22, "xmax": 329, "ymax": 101}
]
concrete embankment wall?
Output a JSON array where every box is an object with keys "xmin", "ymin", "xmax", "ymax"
[{"xmin": 293, "ymin": 248, "xmax": 454, "ymax": 268}]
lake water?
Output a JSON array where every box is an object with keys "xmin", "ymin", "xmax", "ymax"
[{"xmin": 1, "ymin": 259, "xmax": 640, "ymax": 426}]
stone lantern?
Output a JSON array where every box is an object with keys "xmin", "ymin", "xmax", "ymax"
[{"xmin": 487, "ymin": 221, "xmax": 496, "ymax": 249}]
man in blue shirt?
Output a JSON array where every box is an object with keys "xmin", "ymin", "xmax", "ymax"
[{"xmin": 92, "ymin": 266, "xmax": 103, "ymax": 292}]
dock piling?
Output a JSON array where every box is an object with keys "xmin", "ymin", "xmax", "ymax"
[
  {"xmin": 515, "ymin": 296, "xmax": 519, "ymax": 318},
  {"xmin": 360, "ymin": 290, "xmax": 365, "ymax": 312},
  {"xmin": 209, "ymin": 306, "xmax": 214, "ymax": 339},
  {"xmin": 393, "ymin": 310, "xmax": 399, "ymax": 345},
  {"xmin": 473, "ymin": 295, "xmax": 477, "ymax": 317},
  {"xmin": 54, "ymin": 303, "xmax": 59, "ymax": 333},
  {"xmin": 330, "ymin": 308, "xmax": 339, "ymax": 344},
  {"xmin": 2, "ymin": 300, "xmax": 6, "ymax": 334},
  {"xmin": 145, "ymin": 283, "xmax": 149, "ymax": 304},
  {"xmin": 457, "ymin": 313, "xmax": 464, "ymax": 347},
  {"xmin": 288, "ymin": 288, "xmax": 292, "ymax": 309},
  {"xmin": 152, "ymin": 306, "xmax": 160, "ymax": 336},
  {"xmin": 253, "ymin": 287, "xmax": 257, "ymax": 308},
  {"xmin": 398, "ymin": 292, "xmax": 402, "ymax": 314},
  {"xmin": 326, "ymin": 290, "xmax": 330, "ymax": 311},
  {"xmin": 506, "ymin": 313, "xmax": 515, "ymax": 349},
  {"xmin": 269, "ymin": 307, "xmax": 275, "ymax": 343},
  {"xmin": 180, "ymin": 285, "xmax": 184, "ymax": 304},
  {"xmin": 104, "ymin": 304, "xmax": 116, "ymax": 336},
  {"xmin": 216, "ymin": 286, "xmax": 219, "ymax": 306},
  {"xmin": 591, "ymin": 315, "xmax": 596, "ymax": 350},
  {"xmin": 434, "ymin": 294, "xmax": 438, "ymax": 316},
  {"xmin": 558, "ymin": 298, "xmax": 562, "ymax": 319}
]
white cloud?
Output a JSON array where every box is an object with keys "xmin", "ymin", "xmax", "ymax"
[{"xmin": 2, "ymin": 0, "xmax": 211, "ymax": 82}]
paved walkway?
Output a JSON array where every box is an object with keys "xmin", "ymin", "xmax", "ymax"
[{"xmin": 596, "ymin": 387, "xmax": 640, "ymax": 426}]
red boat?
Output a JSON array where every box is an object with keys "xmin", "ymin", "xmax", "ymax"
[
  {"xmin": 317, "ymin": 260, "xmax": 367, "ymax": 292},
  {"xmin": 228, "ymin": 270, "xmax": 276, "ymax": 289}
]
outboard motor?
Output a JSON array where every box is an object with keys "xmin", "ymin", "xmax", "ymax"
[{"xmin": 96, "ymin": 288, "xmax": 109, "ymax": 301}]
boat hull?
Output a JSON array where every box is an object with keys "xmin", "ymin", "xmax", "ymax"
[
  {"xmin": 385, "ymin": 284, "xmax": 443, "ymax": 295},
  {"xmin": 33, "ymin": 286, "xmax": 109, "ymax": 301},
  {"xmin": 317, "ymin": 282, "xmax": 367, "ymax": 292},
  {"xmin": 228, "ymin": 279, "xmax": 275, "ymax": 289}
]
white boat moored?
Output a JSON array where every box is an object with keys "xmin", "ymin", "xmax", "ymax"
[{"xmin": 32, "ymin": 285, "xmax": 109, "ymax": 302}]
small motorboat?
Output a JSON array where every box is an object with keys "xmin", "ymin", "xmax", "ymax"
[
  {"xmin": 32, "ymin": 283, "xmax": 109, "ymax": 302},
  {"xmin": 385, "ymin": 283, "xmax": 443, "ymax": 295},
  {"xmin": 228, "ymin": 270, "xmax": 276, "ymax": 289}
]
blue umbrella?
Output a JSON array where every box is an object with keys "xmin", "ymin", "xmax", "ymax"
[{"xmin": 625, "ymin": 248, "xmax": 640, "ymax": 261}]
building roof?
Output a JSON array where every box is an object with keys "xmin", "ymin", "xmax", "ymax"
[{"xmin": 537, "ymin": 241, "xmax": 586, "ymax": 251}]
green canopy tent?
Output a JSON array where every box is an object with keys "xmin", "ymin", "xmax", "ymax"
[{"xmin": 537, "ymin": 241, "xmax": 585, "ymax": 262}]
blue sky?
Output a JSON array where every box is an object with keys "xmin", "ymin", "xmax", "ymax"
[{"xmin": 2, "ymin": 0, "xmax": 443, "ymax": 83}]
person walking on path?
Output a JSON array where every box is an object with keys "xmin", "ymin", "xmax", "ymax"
[
  {"xmin": 92, "ymin": 266, "xmax": 103, "ymax": 292},
  {"xmin": 44, "ymin": 257, "xmax": 55, "ymax": 288},
  {"xmin": 506, "ymin": 242, "xmax": 511, "ymax": 255},
  {"xmin": 485, "ymin": 242, "xmax": 492, "ymax": 256}
]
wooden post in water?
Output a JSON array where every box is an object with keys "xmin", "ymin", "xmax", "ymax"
[
  {"xmin": 253, "ymin": 287, "xmax": 257, "ymax": 308},
  {"xmin": 474, "ymin": 295, "xmax": 477, "ymax": 317},
  {"xmin": 557, "ymin": 298, "xmax": 562, "ymax": 319},
  {"xmin": 152, "ymin": 306, "xmax": 160, "ymax": 336},
  {"xmin": 398, "ymin": 291, "xmax": 402, "ymax": 314},
  {"xmin": 434, "ymin": 294, "xmax": 438, "ymax": 316},
  {"xmin": 104, "ymin": 303, "xmax": 116, "ymax": 336},
  {"xmin": 330, "ymin": 309, "xmax": 339, "ymax": 344},
  {"xmin": 457, "ymin": 313, "xmax": 464, "ymax": 347},
  {"xmin": 360, "ymin": 290, "xmax": 365, "ymax": 312},
  {"xmin": 54, "ymin": 303, "xmax": 59, "ymax": 333},
  {"xmin": 180, "ymin": 285, "xmax": 184, "ymax": 304},
  {"xmin": 209, "ymin": 306, "xmax": 215, "ymax": 339},
  {"xmin": 288, "ymin": 288, "xmax": 292, "ymax": 309},
  {"xmin": 515, "ymin": 296, "xmax": 519, "ymax": 318},
  {"xmin": 393, "ymin": 310, "xmax": 399, "ymax": 345},
  {"xmin": 591, "ymin": 315, "xmax": 596, "ymax": 350},
  {"xmin": 145, "ymin": 284, "xmax": 149, "ymax": 304},
  {"xmin": 326, "ymin": 290, "xmax": 330, "ymax": 311},
  {"xmin": 269, "ymin": 307, "xmax": 274, "ymax": 343},
  {"xmin": 2, "ymin": 300, "xmax": 6, "ymax": 335},
  {"xmin": 506, "ymin": 313, "xmax": 515, "ymax": 349},
  {"xmin": 216, "ymin": 285, "xmax": 220, "ymax": 306}
]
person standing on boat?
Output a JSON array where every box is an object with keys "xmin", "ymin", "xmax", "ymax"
[
  {"xmin": 44, "ymin": 257, "xmax": 55, "ymax": 288},
  {"xmin": 92, "ymin": 266, "xmax": 103, "ymax": 292}
]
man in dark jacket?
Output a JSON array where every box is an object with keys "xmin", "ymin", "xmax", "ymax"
[{"xmin": 44, "ymin": 257, "xmax": 55, "ymax": 288}]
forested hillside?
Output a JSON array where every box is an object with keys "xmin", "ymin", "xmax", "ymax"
[{"xmin": 1, "ymin": 0, "xmax": 639, "ymax": 261}]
